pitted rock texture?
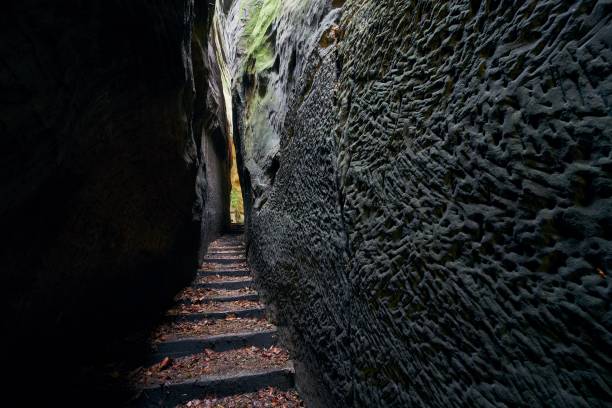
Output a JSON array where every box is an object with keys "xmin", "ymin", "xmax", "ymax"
[
  {"xmin": 248, "ymin": 46, "xmax": 352, "ymax": 406},
  {"xmin": 1, "ymin": 0, "xmax": 231, "ymax": 404},
  {"xmin": 229, "ymin": 0, "xmax": 612, "ymax": 406},
  {"xmin": 226, "ymin": 0, "xmax": 342, "ymax": 215}
]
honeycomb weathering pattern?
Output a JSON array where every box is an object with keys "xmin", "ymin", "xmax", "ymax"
[{"xmin": 230, "ymin": 0, "xmax": 612, "ymax": 406}]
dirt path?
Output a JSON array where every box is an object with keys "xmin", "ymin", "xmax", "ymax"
[{"xmin": 132, "ymin": 226, "xmax": 303, "ymax": 407}]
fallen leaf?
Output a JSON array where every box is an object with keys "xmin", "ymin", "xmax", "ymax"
[{"xmin": 159, "ymin": 357, "xmax": 173, "ymax": 370}]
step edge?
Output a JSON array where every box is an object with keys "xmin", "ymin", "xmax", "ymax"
[
  {"xmin": 198, "ymin": 270, "xmax": 251, "ymax": 276},
  {"xmin": 154, "ymin": 329, "xmax": 278, "ymax": 347},
  {"xmin": 139, "ymin": 365, "xmax": 295, "ymax": 392},
  {"xmin": 178, "ymin": 294, "xmax": 260, "ymax": 304},
  {"xmin": 148, "ymin": 330, "xmax": 280, "ymax": 363},
  {"xmin": 170, "ymin": 307, "xmax": 266, "ymax": 320},
  {"xmin": 197, "ymin": 281, "xmax": 254, "ymax": 290}
]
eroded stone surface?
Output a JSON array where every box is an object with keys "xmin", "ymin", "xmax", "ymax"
[{"xmin": 227, "ymin": 0, "xmax": 612, "ymax": 406}]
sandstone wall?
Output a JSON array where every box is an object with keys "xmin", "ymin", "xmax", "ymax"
[
  {"xmin": 195, "ymin": 2, "xmax": 234, "ymax": 258},
  {"xmin": 229, "ymin": 0, "xmax": 612, "ymax": 406},
  {"xmin": 0, "ymin": 0, "xmax": 231, "ymax": 403}
]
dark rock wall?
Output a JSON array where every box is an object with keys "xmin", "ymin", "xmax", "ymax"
[
  {"xmin": 229, "ymin": 0, "xmax": 612, "ymax": 406},
  {"xmin": 194, "ymin": 5, "xmax": 234, "ymax": 259},
  {"xmin": 240, "ymin": 38, "xmax": 352, "ymax": 406},
  {"xmin": 337, "ymin": 1, "xmax": 612, "ymax": 406},
  {"xmin": 0, "ymin": 0, "xmax": 230, "ymax": 402}
]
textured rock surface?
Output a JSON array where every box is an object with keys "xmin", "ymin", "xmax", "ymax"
[
  {"xmin": 195, "ymin": 1, "xmax": 234, "ymax": 258},
  {"xmin": 0, "ymin": 0, "xmax": 231, "ymax": 404},
  {"xmin": 228, "ymin": 0, "xmax": 342, "ymax": 217},
  {"xmin": 228, "ymin": 0, "xmax": 612, "ymax": 406}
]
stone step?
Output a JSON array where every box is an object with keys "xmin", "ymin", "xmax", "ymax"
[
  {"xmin": 208, "ymin": 245, "xmax": 244, "ymax": 249},
  {"xmin": 179, "ymin": 293, "xmax": 260, "ymax": 304},
  {"xmin": 205, "ymin": 253, "xmax": 245, "ymax": 257},
  {"xmin": 172, "ymin": 307, "xmax": 265, "ymax": 321},
  {"xmin": 134, "ymin": 367, "xmax": 294, "ymax": 407},
  {"xmin": 208, "ymin": 244, "xmax": 244, "ymax": 249},
  {"xmin": 198, "ymin": 269, "xmax": 250, "ymax": 277},
  {"xmin": 197, "ymin": 280, "xmax": 254, "ymax": 290},
  {"xmin": 149, "ymin": 330, "xmax": 278, "ymax": 364},
  {"xmin": 201, "ymin": 257, "xmax": 247, "ymax": 264}
]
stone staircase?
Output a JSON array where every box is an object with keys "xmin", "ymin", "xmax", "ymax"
[{"xmin": 132, "ymin": 226, "xmax": 302, "ymax": 407}]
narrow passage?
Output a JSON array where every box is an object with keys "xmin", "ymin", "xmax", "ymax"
[{"xmin": 132, "ymin": 225, "xmax": 303, "ymax": 407}]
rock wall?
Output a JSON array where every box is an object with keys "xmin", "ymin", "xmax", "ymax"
[
  {"xmin": 195, "ymin": 3, "xmax": 234, "ymax": 258},
  {"xmin": 0, "ymin": 0, "xmax": 231, "ymax": 403},
  {"xmin": 228, "ymin": 0, "xmax": 612, "ymax": 406}
]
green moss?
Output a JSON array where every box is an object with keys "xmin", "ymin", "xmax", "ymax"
[{"xmin": 240, "ymin": 0, "xmax": 281, "ymax": 73}]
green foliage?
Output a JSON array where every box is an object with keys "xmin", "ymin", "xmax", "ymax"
[
  {"xmin": 240, "ymin": 0, "xmax": 281, "ymax": 73},
  {"xmin": 230, "ymin": 188, "xmax": 244, "ymax": 223},
  {"xmin": 231, "ymin": 189, "xmax": 242, "ymax": 208}
]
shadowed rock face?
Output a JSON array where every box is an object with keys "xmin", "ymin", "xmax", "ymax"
[
  {"xmin": 0, "ymin": 0, "xmax": 231, "ymax": 404},
  {"xmin": 228, "ymin": 0, "xmax": 612, "ymax": 406},
  {"xmin": 195, "ymin": 1, "xmax": 234, "ymax": 258}
]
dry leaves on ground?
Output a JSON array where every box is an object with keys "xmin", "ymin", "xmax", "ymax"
[
  {"xmin": 197, "ymin": 275, "xmax": 253, "ymax": 284},
  {"xmin": 167, "ymin": 300, "xmax": 262, "ymax": 316},
  {"xmin": 178, "ymin": 387, "xmax": 304, "ymax": 408},
  {"xmin": 175, "ymin": 287, "xmax": 257, "ymax": 303},
  {"xmin": 152, "ymin": 317, "xmax": 275, "ymax": 342},
  {"xmin": 199, "ymin": 262, "xmax": 248, "ymax": 271},
  {"xmin": 136, "ymin": 346, "xmax": 290, "ymax": 386}
]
